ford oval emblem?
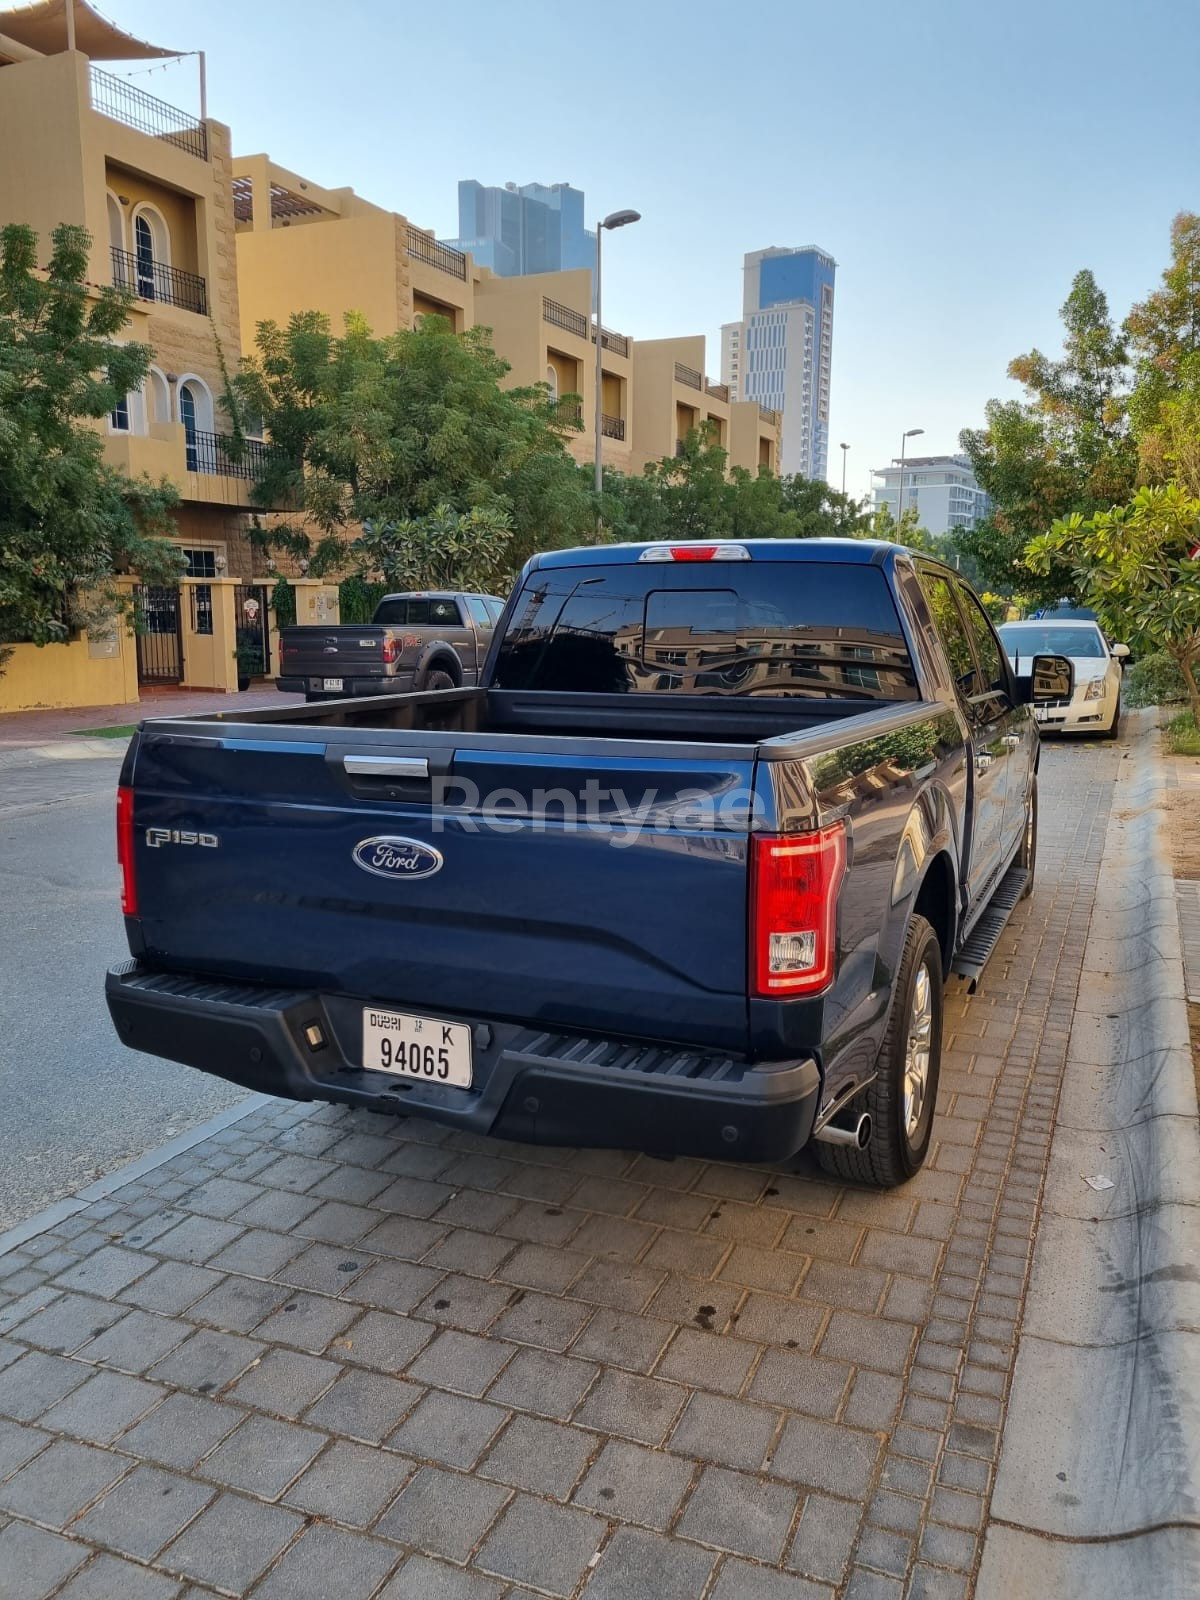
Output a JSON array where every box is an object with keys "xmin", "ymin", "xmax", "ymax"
[{"xmin": 352, "ymin": 836, "xmax": 443, "ymax": 880}]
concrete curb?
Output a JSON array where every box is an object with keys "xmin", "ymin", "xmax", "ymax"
[
  {"xmin": 0, "ymin": 1093, "xmax": 270, "ymax": 1259},
  {"xmin": 979, "ymin": 716, "xmax": 1200, "ymax": 1599}
]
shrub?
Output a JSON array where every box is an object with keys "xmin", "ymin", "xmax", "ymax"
[{"xmin": 1124, "ymin": 651, "xmax": 1189, "ymax": 708}]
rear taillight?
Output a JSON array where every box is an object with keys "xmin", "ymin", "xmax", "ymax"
[
  {"xmin": 381, "ymin": 639, "xmax": 400, "ymax": 664},
  {"xmin": 117, "ymin": 785, "xmax": 138, "ymax": 916},
  {"xmin": 750, "ymin": 823, "xmax": 846, "ymax": 997}
]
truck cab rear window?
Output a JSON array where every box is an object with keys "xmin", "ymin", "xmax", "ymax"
[
  {"xmin": 374, "ymin": 598, "xmax": 462, "ymax": 626},
  {"xmin": 494, "ymin": 563, "xmax": 919, "ymax": 700}
]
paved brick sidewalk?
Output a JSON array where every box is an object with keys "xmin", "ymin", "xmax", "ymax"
[
  {"xmin": 0, "ymin": 688, "xmax": 304, "ymax": 750},
  {"xmin": 0, "ymin": 742, "xmax": 1117, "ymax": 1599}
]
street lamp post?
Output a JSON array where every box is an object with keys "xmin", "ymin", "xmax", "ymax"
[
  {"xmin": 839, "ymin": 442, "xmax": 850, "ymax": 497},
  {"xmin": 895, "ymin": 427, "xmax": 924, "ymax": 527},
  {"xmin": 593, "ymin": 209, "xmax": 641, "ymax": 499}
]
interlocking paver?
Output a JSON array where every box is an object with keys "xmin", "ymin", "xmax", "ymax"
[
  {"xmin": 581, "ymin": 1525, "xmax": 717, "ymax": 1600},
  {"xmin": 749, "ymin": 1349, "xmax": 852, "ymax": 1419},
  {"xmin": 72, "ymin": 1463, "xmax": 214, "ymax": 1560},
  {"xmin": 710, "ymin": 1558, "xmax": 834, "ymax": 1600},
  {"xmin": 486, "ymin": 1347, "xmax": 598, "ymax": 1420},
  {"xmin": 40, "ymin": 1368, "xmax": 163, "ymax": 1443},
  {"xmin": 475, "ymin": 1492, "xmax": 605, "ymax": 1596},
  {"xmin": 574, "ymin": 1369, "xmax": 687, "ymax": 1445},
  {"xmin": 0, "ymin": 1418, "xmax": 49, "ymax": 1479},
  {"xmin": 159, "ymin": 1492, "xmax": 304, "ymax": 1592},
  {"xmin": 479, "ymin": 1412, "xmax": 595, "ymax": 1499},
  {"xmin": 284, "ymin": 1439, "xmax": 414, "ymax": 1526},
  {"xmin": 771, "ymin": 1415, "xmax": 883, "ymax": 1498},
  {"xmin": 378, "ymin": 1553, "xmax": 504, "ymax": 1599},
  {"xmin": 0, "ymin": 1519, "xmax": 89, "ymax": 1599},
  {"xmin": 655, "ymin": 1326, "xmax": 760, "ymax": 1396},
  {"xmin": 7, "ymin": 1292, "xmax": 124, "ymax": 1354},
  {"xmin": 52, "ymin": 1552, "xmax": 182, "ymax": 1600},
  {"xmin": 78, "ymin": 1309, "xmax": 189, "ymax": 1373},
  {"xmin": 677, "ymin": 1464, "xmax": 799, "ymax": 1560},
  {"xmin": 669, "ymin": 1391, "xmax": 779, "ymax": 1472},
  {"xmin": 0, "ymin": 1350, "xmax": 89, "ymax": 1420},
  {"xmin": 303, "ymin": 1367, "xmax": 420, "ymax": 1444},
  {"xmin": 251, "ymin": 1521, "xmax": 400, "ymax": 1600},
  {"xmin": 787, "ymin": 1491, "xmax": 862, "ymax": 1584},
  {"xmin": 148, "ymin": 1328, "xmax": 263, "ymax": 1394},
  {"xmin": 252, "ymin": 1291, "xmax": 358, "ymax": 1352},
  {"xmin": 187, "ymin": 1276, "xmax": 292, "ymax": 1333},
  {"xmin": 375, "ymin": 1464, "xmax": 509, "ymax": 1560},
  {"xmin": 572, "ymin": 1437, "xmax": 693, "ymax": 1528},
  {"xmin": 116, "ymin": 1391, "xmax": 244, "ymax": 1469},
  {"xmin": 119, "ymin": 1261, "xmax": 220, "ymax": 1315},
  {"xmin": 199, "ymin": 1413, "xmax": 325, "ymax": 1498},
  {"xmin": 388, "ymin": 1388, "xmax": 507, "ymax": 1467},
  {"xmin": 491, "ymin": 1289, "xmax": 590, "ymax": 1351},
  {"xmin": 571, "ymin": 1308, "xmax": 674, "ymax": 1373},
  {"xmin": 51, "ymin": 1244, "xmax": 151, "ymax": 1297},
  {"xmin": 0, "ymin": 1438, "xmax": 126, "ymax": 1527}
]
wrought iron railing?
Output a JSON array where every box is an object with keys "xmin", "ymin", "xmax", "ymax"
[
  {"xmin": 553, "ymin": 399, "xmax": 583, "ymax": 425},
  {"xmin": 186, "ymin": 430, "xmax": 271, "ymax": 479},
  {"xmin": 407, "ymin": 231, "xmax": 468, "ymax": 280},
  {"xmin": 759, "ymin": 405, "xmax": 779, "ymax": 423},
  {"xmin": 542, "ymin": 298, "xmax": 589, "ymax": 339},
  {"xmin": 674, "ymin": 362, "xmax": 702, "ymax": 390},
  {"xmin": 705, "ymin": 381, "xmax": 729, "ymax": 402},
  {"xmin": 111, "ymin": 247, "xmax": 208, "ymax": 315},
  {"xmin": 89, "ymin": 66, "xmax": 208, "ymax": 160},
  {"xmin": 594, "ymin": 326, "xmax": 630, "ymax": 358},
  {"xmin": 601, "ymin": 414, "xmax": 626, "ymax": 441}
]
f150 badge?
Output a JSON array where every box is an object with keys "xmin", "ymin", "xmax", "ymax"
[
  {"xmin": 352, "ymin": 836, "xmax": 443, "ymax": 880},
  {"xmin": 145, "ymin": 828, "xmax": 219, "ymax": 848}
]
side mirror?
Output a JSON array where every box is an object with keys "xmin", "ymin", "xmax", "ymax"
[
  {"xmin": 1016, "ymin": 653, "xmax": 1074, "ymax": 705},
  {"xmin": 1112, "ymin": 643, "xmax": 1131, "ymax": 664}
]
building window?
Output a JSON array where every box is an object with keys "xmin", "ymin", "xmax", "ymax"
[
  {"xmin": 188, "ymin": 583, "xmax": 213, "ymax": 635},
  {"xmin": 110, "ymin": 388, "xmax": 130, "ymax": 432},
  {"xmin": 546, "ymin": 364, "xmax": 558, "ymax": 402},
  {"xmin": 182, "ymin": 549, "xmax": 216, "ymax": 578}
]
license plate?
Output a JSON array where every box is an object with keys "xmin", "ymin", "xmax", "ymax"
[
  {"xmin": 323, "ymin": 677, "xmax": 344, "ymax": 692},
  {"xmin": 1034, "ymin": 706, "xmax": 1052, "ymax": 723},
  {"xmin": 362, "ymin": 1008, "xmax": 473, "ymax": 1088}
]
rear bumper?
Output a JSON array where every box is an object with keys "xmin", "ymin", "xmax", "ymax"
[
  {"xmin": 276, "ymin": 674, "xmax": 414, "ymax": 698},
  {"xmin": 105, "ymin": 963, "xmax": 821, "ymax": 1164}
]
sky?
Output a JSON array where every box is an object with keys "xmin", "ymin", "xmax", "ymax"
[{"xmin": 103, "ymin": 0, "xmax": 1200, "ymax": 502}]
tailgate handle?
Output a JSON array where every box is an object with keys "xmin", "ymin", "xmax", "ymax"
[{"xmin": 343, "ymin": 755, "xmax": 430, "ymax": 778}]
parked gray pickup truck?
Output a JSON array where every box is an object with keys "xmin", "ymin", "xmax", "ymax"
[{"xmin": 277, "ymin": 591, "xmax": 506, "ymax": 702}]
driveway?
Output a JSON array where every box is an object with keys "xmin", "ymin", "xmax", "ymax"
[{"xmin": 0, "ymin": 736, "xmax": 1121, "ymax": 1598}]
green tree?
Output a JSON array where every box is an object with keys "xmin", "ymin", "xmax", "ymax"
[
  {"xmin": 349, "ymin": 504, "xmax": 514, "ymax": 593},
  {"xmin": 235, "ymin": 312, "xmax": 592, "ymax": 580},
  {"xmin": 1127, "ymin": 212, "xmax": 1200, "ymax": 493},
  {"xmin": 960, "ymin": 269, "xmax": 1138, "ymax": 604},
  {"xmin": 0, "ymin": 223, "xmax": 181, "ymax": 659},
  {"xmin": 1026, "ymin": 483, "xmax": 1200, "ymax": 725}
]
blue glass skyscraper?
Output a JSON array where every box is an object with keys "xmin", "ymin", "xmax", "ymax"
[
  {"xmin": 721, "ymin": 246, "xmax": 836, "ymax": 480},
  {"xmin": 446, "ymin": 180, "xmax": 596, "ymax": 279}
]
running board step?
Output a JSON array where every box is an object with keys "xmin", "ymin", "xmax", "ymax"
[{"xmin": 951, "ymin": 864, "xmax": 1029, "ymax": 991}]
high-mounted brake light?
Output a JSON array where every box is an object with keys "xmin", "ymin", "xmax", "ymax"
[
  {"xmin": 117, "ymin": 785, "xmax": 138, "ymax": 916},
  {"xmin": 750, "ymin": 823, "xmax": 846, "ymax": 997},
  {"xmin": 637, "ymin": 543, "xmax": 752, "ymax": 562}
]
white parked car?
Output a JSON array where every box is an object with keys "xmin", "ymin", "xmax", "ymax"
[{"xmin": 996, "ymin": 620, "xmax": 1129, "ymax": 738}]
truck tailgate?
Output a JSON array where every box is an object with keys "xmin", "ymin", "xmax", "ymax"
[
  {"xmin": 129, "ymin": 730, "xmax": 757, "ymax": 1053},
  {"xmin": 279, "ymin": 626, "xmax": 391, "ymax": 681}
]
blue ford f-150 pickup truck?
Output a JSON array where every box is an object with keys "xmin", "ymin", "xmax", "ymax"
[{"xmin": 106, "ymin": 540, "xmax": 1072, "ymax": 1187}]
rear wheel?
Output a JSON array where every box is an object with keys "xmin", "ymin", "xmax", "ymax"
[
  {"xmin": 1102, "ymin": 695, "xmax": 1121, "ymax": 740},
  {"xmin": 1016, "ymin": 779, "xmax": 1037, "ymax": 897},
  {"xmin": 814, "ymin": 913, "xmax": 943, "ymax": 1188},
  {"xmin": 421, "ymin": 667, "xmax": 457, "ymax": 692}
]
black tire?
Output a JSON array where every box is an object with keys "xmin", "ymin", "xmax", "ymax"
[
  {"xmin": 421, "ymin": 667, "xmax": 457, "ymax": 692},
  {"xmin": 1016, "ymin": 779, "xmax": 1037, "ymax": 898},
  {"xmin": 814, "ymin": 913, "xmax": 943, "ymax": 1188},
  {"xmin": 1102, "ymin": 695, "xmax": 1121, "ymax": 740}
]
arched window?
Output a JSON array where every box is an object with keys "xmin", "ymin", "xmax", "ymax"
[
  {"xmin": 178, "ymin": 376, "xmax": 214, "ymax": 471},
  {"xmin": 131, "ymin": 206, "xmax": 169, "ymax": 301},
  {"xmin": 546, "ymin": 364, "xmax": 559, "ymax": 403}
]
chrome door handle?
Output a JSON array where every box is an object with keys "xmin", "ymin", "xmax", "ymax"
[{"xmin": 343, "ymin": 755, "xmax": 429, "ymax": 778}]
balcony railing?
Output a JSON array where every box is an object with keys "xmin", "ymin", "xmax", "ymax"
[
  {"xmin": 542, "ymin": 298, "xmax": 589, "ymax": 340},
  {"xmin": 601, "ymin": 414, "xmax": 626, "ymax": 441},
  {"xmin": 594, "ymin": 325, "xmax": 630, "ymax": 358},
  {"xmin": 186, "ymin": 430, "xmax": 271, "ymax": 480},
  {"xmin": 89, "ymin": 66, "xmax": 208, "ymax": 161},
  {"xmin": 759, "ymin": 405, "xmax": 779, "ymax": 424},
  {"xmin": 112, "ymin": 247, "xmax": 208, "ymax": 315},
  {"xmin": 407, "ymin": 231, "xmax": 468, "ymax": 280},
  {"xmin": 674, "ymin": 362, "xmax": 702, "ymax": 391},
  {"xmin": 705, "ymin": 381, "xmax": 729, "ymax": 402},
  {"xmin": 553, "ymin": 399, "xmax": 583, "ymax": 426}
]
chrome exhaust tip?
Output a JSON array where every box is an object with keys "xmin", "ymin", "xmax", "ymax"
[{"xmin": 813, "ymin": 1112, "xmax": 872, "ymax": 1149}]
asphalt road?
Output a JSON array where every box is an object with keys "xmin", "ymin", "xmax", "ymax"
[{"xmin": 0, "ymin": 743, "xmax": 246, "ymax": 1230}]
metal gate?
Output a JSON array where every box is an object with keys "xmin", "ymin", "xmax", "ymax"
[
  {"xmin": 134, "ymin": 585, "xmax": 183, "ymax": 684},
  {"xmin": 236, "ymin": 584, "xmax": 271, "ymax": 679}
]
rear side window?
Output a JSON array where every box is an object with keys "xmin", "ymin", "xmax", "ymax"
[
  {"xmin": 465, "ymin": 598, "xmax": 493, "ymax": 627},
  {"xmin": 917, "ymin": 573, "xmax": 979, "ymax": 698},
  {"xmin": 493, "ymin": 562, "xmax": 919, "ymax": 700},
  {"xmin": 374, "ymin": 598, "xmax": 462, "ymax": 626},
  {"xmin": 955, "ymin": 583, "xmax": 1008, "ymax": 695}
]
